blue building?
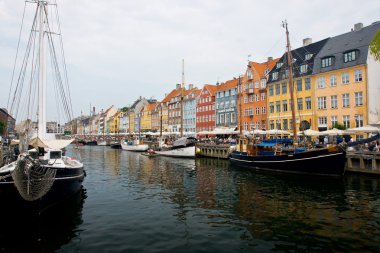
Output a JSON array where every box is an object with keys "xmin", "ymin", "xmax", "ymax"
[
  {"xmin": 215, "ymin": 79, "xmax": 238, "ymax": 128},
  {"xmin": 183, "ymin": 85, "xmax": 200, "ymax": 134}
]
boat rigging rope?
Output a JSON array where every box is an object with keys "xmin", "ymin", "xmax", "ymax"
[{"xmin": 11, "ymin": 154, "xmax": 56, "ymax": 201}]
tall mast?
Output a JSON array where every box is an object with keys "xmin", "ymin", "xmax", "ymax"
[
  {"xmin": 238, "ymin": 75, "xmax": 242, "ymax": 136},
  {"xmin": 180, "ymin": 59, "xmax": 185, "ymax": 137},
  {"xmin": 282, "ymin": 20, "xmax": 297, "ymax": 142},
  {"xmin": 38, "ymin": 1, "xmax": 47, "ymax": 139}
]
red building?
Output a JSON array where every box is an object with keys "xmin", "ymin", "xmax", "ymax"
[{"xmin": 196, "ymin": 84, "xmax": 217, "ymax": 132}]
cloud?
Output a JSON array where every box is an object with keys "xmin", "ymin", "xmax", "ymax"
[{"xmin": 0, "ymin": 0, "xmax": 379, "ymax": 120}]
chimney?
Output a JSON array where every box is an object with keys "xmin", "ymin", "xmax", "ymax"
[
  {"xmin": 353, "ymin": 23, "xmax": 363, "ymax": 31},
  {"xmin": 267, "ymin": 57, "xmax": 273, "ymax": 62},
  {"xmin": 303, "ymin": 38, "xmax": 312, "ymax": 46},
  {"xmin": 188, "ymin": 84, "xmax": 194, "ymax": 89},
  {"xmin": 176, "ymin": 83, "xmax": 181, "ymax": 90}
]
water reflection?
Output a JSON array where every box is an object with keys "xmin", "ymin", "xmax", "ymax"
[
  {"xmin": 0, "ymin": 188, "xmax": 86, "ymax": 253},
  {"xmin": 63, "ymin": 147, "xmax": 380, "ymax": 252}
]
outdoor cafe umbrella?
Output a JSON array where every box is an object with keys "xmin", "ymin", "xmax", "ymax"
[
  {"xmin": 346, "ymin": 125, "xmax": 380, "ymax": 133},
  {"xmin": 297, "ymin": 129, "xmax": 321, "ymax": 136},
  {"xmin": 320, "ymin": 128, "xmax": 345, "ymax": 136}
]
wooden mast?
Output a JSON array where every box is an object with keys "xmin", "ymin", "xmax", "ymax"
[
  {"xmin": 180, "ymin": 59, "xmax": 185, "ymax": 138},
  {"xmin": 283, "ymin": 20, "xmax": 297, "ymax": 142}
]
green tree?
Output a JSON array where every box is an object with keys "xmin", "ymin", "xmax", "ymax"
[
  {"xmin": 332, "ymin": 122, "xmax": 346, "ymax": 130},
  {"xmin": 120, "ymin": 106, "xmax": 129, "ymax": 112},
  {"xmin": 369, "ymin": 30, "xmax": 380, "ymax": 62}
]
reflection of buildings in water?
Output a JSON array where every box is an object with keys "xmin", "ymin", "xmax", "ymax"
[
  {"xmin": 233, "ymin": 172, "xmax": 380, "ymax": 250},
  {"xmin": 105, "ymin": 148, "xmax": 122, "ymax": 176},
  {"xmin": 0, "ymin": 188, "xmax": 86, "ymax": 252}
]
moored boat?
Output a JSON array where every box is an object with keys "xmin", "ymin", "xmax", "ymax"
[{"xmin": 0, "ymin": 0, "xmax": 85, "ymax": 210}]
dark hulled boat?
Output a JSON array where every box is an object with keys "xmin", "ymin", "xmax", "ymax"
[{"xmin": 230, "ymin": 146, "xmax": 346, "ymax": 176}]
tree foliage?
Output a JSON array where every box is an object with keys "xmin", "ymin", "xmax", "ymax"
[
  {"xmin": 369, "ymin": 29, "xmax": 380, "ymax": 62},
  {"xmin": 120, "ymin": 107, "xmax": 129, "ymax": 112},
  {"xmin": 332, "ymin": 122, "xmax": 346, "ymax": 130}
]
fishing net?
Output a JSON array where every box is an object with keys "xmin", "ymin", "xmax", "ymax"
[{"xmin": 11, "ymin": 155, "xmax": 56, "ymax": 201}]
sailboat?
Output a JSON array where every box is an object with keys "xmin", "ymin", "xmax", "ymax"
[
  {"xmin": 153, "ymin": 60, "xmax": 197, "ymax": 158},
  {"xmin": 229, "ymin": 21, "xmax": 346, "ymax": 176},
  {"xmin": 0, "ymin": 1, "xmax": 85, "ymax": 210}
]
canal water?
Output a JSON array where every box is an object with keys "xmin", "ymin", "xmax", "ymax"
[{"xmin": 1, "ymin": 145, "xmax": 380, "ymax": 253}]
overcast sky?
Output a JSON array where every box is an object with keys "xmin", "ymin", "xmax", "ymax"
[{"xmin": 0, "ymin": 0, "xmax": 379, "ymax": 122}]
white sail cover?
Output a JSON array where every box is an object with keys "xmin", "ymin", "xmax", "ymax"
[{"xmin": 29, "ymin": 137, "xmax": 74, "ymax": 150}]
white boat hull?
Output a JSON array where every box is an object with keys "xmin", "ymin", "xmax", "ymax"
[
  {"xmin": 121, "ymin": 142, "xmax": 149, "ymax": 152},
  {"xmin": 155, "ymin": 146, "xmax": 195, "ymax": 158}
]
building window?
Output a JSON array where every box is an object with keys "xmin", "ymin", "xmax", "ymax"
[
  {"xmin": 355, "ymin": 114, "xmax": 364, "ymax": 127},
  {"xmin": 254, "ymin": 81, "xmax": 259, "ymax": 88},
  {"xmin": 317, "ymin": 76, "xmax": 326, "ymax": 88},
  {"xmin": 247, "ymin": 70, "xmax": 253, "ymax": 79},
  {"xmin": 297, "ymin": 98, "xmax": 303, "ymax": 111},
  {"xmin": 354, "ymin": 69, "xmax": 363, "ymax": 82},
  {"xmin": 283, "ymin": 119, "xmax": 288, "ymax": 130},
  {"xmin": 318, "ymin": 96, "xmax": 327, "ymax": 109},
  {"xmin": 305, "ymin": 78, "xmax": 311, "ymax": 90},
  {"xmin": 255, "ymin": 107, "xmax": 260, "ymax": 115},
  {"xmin": 261, "ymin": 93, "xmax": 265, "ymax": 101},
  {"xmin": 343, "ymin": 115, "xmax": 350, "ymax": 128},
  {"xmin": 276, "ymin": 62, "xmax": 283, "ymax": 69},
  {"xmin": 300, "ymin": 64, "xmax": 308, "ymax": 74},
  {"xmin": 331, "ymin": 116, "xmax": 338, "ymax": 128},
  {"xmin": 272, "ymin": 72, "xmax": 279, "ymax": 80},
  {"xmin": 305, "ymin": 97, "xmax": 311, "ymax": 110},
  {"xmin": 261, "ymin": 107, "xmax": 266, "ymax": 114},
  {"xmin": 231, "ymin": 112, "xmax": 236, "ymax": 123},
  {"xmin": 244, "ymin": 122, "xmax": 248, "ymax": 130},
  {"xmin": 305, "ymin": 54, "xmax": 313, "ymax": 60},
  {"xmin": 318, "ymin": 117, "xmax": 327, "ymax": 126},
  {"xmin": 270, "ymin": 120, "xmax": 275, "ymax": 130},
  {"xmin": 355, "ymin": 92, "xmax": 363, "ymax": 106},
  {"xmin": 342, "ymin": 93, "xmax": 350, "ymax": 108},
  {"xmin": 282, "ymin": 100, "xmax": 288, "ymax": 112},
  {"xmin": 276, "ymin": 101, "xmax": 281, "ymax": 112},
  {"xmin": 331, "ymin": 95, "xmax": 338, "ymax": 109},
  {"xmin": 244, "ymin": 96, "xmax": 248, "ymax": 103},
  {"xmin": 275, "ymin": 84, "xmax": 280, "ymax": 95},
  {"xmin": 296, "ymin": 79, "xmax": 302, "ymax": 91},
  {"xmin": 344, "ymin": 50, "xmax": 357, "ymax": 63},
  {"xmin": 321, "ymin": 57, "xmax": 333, "ymax": 67},
  {"xmin": 341, "ymin": 72, "xmax": 350, "ymax": 84},
  {"xmin": 269, "ymin": 85, "xmax": 274, "ymax": 96},
  {"xmin": 261, "ymin": 79, "xmax": 266, "ymax": 88},
  {"xmin": 282, "ymin": 83, "xmax": 287, "ymax": 94},
  {"xmin": 269, "ymin": 102, "xmax": 274, "ymax": 113},
  {"xmin": 330, "ymin": 75, "xmax": 337, "ymax": 86}
]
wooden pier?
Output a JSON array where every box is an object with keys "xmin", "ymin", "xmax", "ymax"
[
  {"xmin": 196, "ymin": 143, "xmax": 232, "ymax": 159},
  {"xmin": 346, "ymin": 152, "xmax": 380, "ymax": 175}
]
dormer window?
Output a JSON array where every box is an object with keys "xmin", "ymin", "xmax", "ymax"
[
  {"xmin": 264, "ymin": 68, "xmax": 270, "ymax": 75},
  {"xmin": 305, "ymin": 53, "xmax": 313, "ymax": 60},
  {"xmin": 321, "ymin": 57, "xmax": 333, "ymax": 68},
  {"xmin": 344, "ymin": 50, "xmax": 358, "ymax": 63},
  {"xmin": 276, "ymin": 62, "xmax": 283, "ymax": 69},
  {"xmin": 300, "ymin": 64, "xmax": 308, "ymax": 73},
  {"xmin": 272, "ymin": 72, "xmax": 279, "ymax": 80}
]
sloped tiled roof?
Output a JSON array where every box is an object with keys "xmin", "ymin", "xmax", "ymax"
[
  {"xmin": 249, "ymin": 58, "xmax": 280, "ymax": 79},
  {"xmin": 217, "ymin": 79, "xmax": 238, "ymax": 92},
  {"xmin": 144, "ymin": 103, "xmax": 157, "ymax": 111},
  {"xmin": 203, "ymin": 84, "xmax": 217, "ymax": 96},
  {"xmin": 268, "ymin": 38, "xmax": 329, "ymax": 83},
  {"xmin": 313, "ymin": 22, "xmax": 380, "ymax": 74},
  {"xmin": 161, "ymin": 89, "xmax": 180, "ymax": 103}
]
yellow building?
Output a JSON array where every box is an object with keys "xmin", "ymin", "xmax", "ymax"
[
  {"xmin": 109, "ymin": 111, "xmax": 123, "ymax": 134},
  {"xmin": 141, "ymin": 103, "xmax": 157, "ymax": 131},
  {"xmin": 312, "ymin": 23, "xmax": 380, "ymax": 131},
  {"xmin": 267, "ymin": 38, "xmax": 328, "ymax": 131},
  {"xmin": 129, "ymin": 111, "xmax": 135, "ymax": 133}
]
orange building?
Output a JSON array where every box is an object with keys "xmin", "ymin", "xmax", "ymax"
[{"xmin": 240, "ymin": 58, "xmax": 279, "ymax": 131}]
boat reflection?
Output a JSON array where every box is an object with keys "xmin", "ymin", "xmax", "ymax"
[{"xmin": 0, "ymin": 188, "xmax": 86, "ymax": 253}]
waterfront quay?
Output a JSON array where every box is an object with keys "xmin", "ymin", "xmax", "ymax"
[{"xmin": 2, "ymin": 145, "xmax": 380, "ymax": 253}]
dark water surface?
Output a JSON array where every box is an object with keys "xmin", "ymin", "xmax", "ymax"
[{"xmin": 1, "ymin": 145, "xmax": 380, "ymax": 253}]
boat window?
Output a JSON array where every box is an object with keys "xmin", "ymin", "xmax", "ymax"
[{"xmin": 50, "ymin": 151, "xmax": 62, "ymax": 159}]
